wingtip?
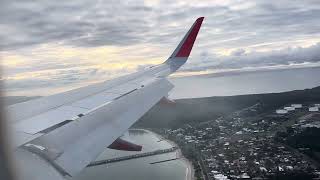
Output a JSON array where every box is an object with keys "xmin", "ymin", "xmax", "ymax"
[
  {"xmin": 173, "ymin": 17, "xmax": 204, "ymax": 58},
  {"xmin": 197, "ymin": 17, "xmax": 205, "ymax": 21},
  {"xmin": 166, "ymin": 16, "xmax": 204, "ymax": 71},
  {"xmin": 195, "ymin": 17, "xmax": 204, "ymax": 26}
]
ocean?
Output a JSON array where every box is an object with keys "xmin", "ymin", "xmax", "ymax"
[
  {"xmin": 169, "ymin": 66, "xmax": 320, "ymax": 99},
  {"xmin": 75, "ymin": 130, "xmax": 191, "ymax": 180}
]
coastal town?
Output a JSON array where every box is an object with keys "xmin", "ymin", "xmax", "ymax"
[{"xmin": 159, "ymin": 103, "xmax": 320, "ymax": 180}]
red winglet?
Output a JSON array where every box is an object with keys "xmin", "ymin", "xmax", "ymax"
[{"xmin": 175, "ymin": 17, "xmax": 204, "ymax": 57}]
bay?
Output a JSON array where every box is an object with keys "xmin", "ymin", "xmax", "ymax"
[{"xmin": 75, "ymin": 129, "xmax": 192, "ymax": 180}]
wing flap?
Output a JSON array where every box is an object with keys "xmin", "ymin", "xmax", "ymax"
[
  {"xmin": 9, "ymin": 76, "xmax": 160, "ymax": 148},
  {"xmin": 13, "ymin": 106, "xmax": 87, "ymax": 135},
  {"xmin": 26, "ymin": 78, "xmax": 173, "ymax": 176},
  {"xmin": 70, "ymin": 92, "xmax": 118, "ymax": 110},
  {"xmin": 11, "ymin": 80, "xmax": 155, "ymax": 136}
]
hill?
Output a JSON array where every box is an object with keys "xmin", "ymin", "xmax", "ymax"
[{"xmin": 134, "ymin": 86, "xmax": 320, "ymax": 128}]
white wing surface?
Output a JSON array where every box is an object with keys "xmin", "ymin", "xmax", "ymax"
[{"xmin": 7, "ymin": 17, "xmax": 204, "ymax": 179}]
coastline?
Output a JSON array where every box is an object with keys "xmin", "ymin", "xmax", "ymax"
[{"xmin": 144, "ymin": 129, "xmax": 195, "ymax": 180}]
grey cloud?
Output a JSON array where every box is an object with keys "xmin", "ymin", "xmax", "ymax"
[
  {"xmin": 2, "ymin": 0, "xmax": 320, "ymax": 95},
  {"xmin": 2, "ymin": 0, "xmax": 320, "ymax": 51},
  {"xmin": 0, "ymin": 0, "xmax": 154, "ymax": 49},
  {"xmin": 183, "ymin": 42, "xmax": 320, "ymax": 72},
  {"xmin": 192, "ymin": 2, "xmax": 320, "ymax": 49},
  {"xmin": 231, "ymin": 49, "xmax": 246, "ymax": 56}
]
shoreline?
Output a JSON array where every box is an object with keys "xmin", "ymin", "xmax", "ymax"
[{"xmin": 144, "ymin": 129, "xmax": 195, "ymax": 180}]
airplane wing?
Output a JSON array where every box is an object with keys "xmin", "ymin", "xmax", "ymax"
[{"xmin": 7, "ymin": 17, "xmax": 204, "ymax": 178}]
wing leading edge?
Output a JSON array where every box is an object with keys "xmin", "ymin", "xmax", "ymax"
[{"xmin": 9, "ymin": 17, "xmax": 204, "ymax": 179}]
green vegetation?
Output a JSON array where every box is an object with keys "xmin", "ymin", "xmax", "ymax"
[{"xmin": 276, "ymin": 127, "xmax": 320, "ymax": 163}]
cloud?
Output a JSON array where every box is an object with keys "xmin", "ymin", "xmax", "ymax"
[
  {"xmin": 1, "ymin": 0, "xmax": 157, "ymax": 49},
  {"xmin": 231, "ymin": 49, "xmax": 246, "ymax": 56},
  {"xmin": 182, "ymin": 42, "xmax": 320, "ymax": 72},
  {"xmin": 2, "ymin": 0, "xmax": 320, "ymax": 50},
  {"xmin": 1, "ymin": 0, "xmax": 320, "ymax": 95}
]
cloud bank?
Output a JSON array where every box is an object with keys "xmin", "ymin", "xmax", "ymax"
[
  {"xmin": 1, "ymin": 0, "xmax": 320, "ymax": 95},
  {"xmin": 182, "ymin": 42, "xmax": 320, "ymax": 72}
]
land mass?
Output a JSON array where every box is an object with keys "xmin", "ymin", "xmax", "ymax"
[
  {"xmin": 139, "ymin": 86, "xmax": 320, "ymax": 180},
  {"xmin": 135, "ymin": 86, "xmax": 320, "ymax": 129},
  {"xmin": 3, "ymin": 86, "xmax": 320, "ymax": 179}
]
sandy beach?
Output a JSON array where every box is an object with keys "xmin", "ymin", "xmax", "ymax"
[{"xmin": 145, "ymin": 129, "xmax": 195, "ymax": 180}]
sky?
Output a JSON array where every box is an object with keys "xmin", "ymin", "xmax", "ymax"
[{"xmin": 1, "ymin": 0, "xmax": 320, "ymax": 96}]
